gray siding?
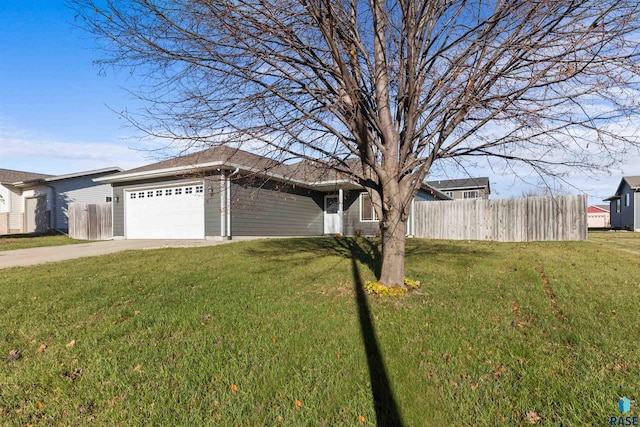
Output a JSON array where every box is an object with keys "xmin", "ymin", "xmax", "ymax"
[
  {"xmin": 636, "ymin": 192, "xmax": 640, "ymax": 231},
  {"xmin": 343, "ymin": 191, "xmax": 380, "ymax": 236},
  {"xmin": 230, "ymin": 179, "xmax": 323, "ymax": 236},
  {"xmin": 609, "ymin": 199, "xmax": 622, "ymax": 229},
  {"xmin": 415, "ymin": 189, "xmax": 439, "ymax": 202},
  {"xmin": 620, "ymin": 181, "xmax": 635, "ymax": 230},
  {"xmin": 51, "ymin": 175, "xmax": 114, "ymax": 230},
  {"xmin": 204, "ymin": 176, "xmax": 222, "ymax": 237},
  {"xmin": 113, "ymin": 186, "xmax": 125, "ymax": 237}
]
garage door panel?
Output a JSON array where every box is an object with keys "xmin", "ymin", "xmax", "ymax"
[{"xmin": 125, "ymin": 185, "xmax": 204, "ymax": 239}]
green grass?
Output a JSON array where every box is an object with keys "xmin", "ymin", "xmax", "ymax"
[
  {"xmin": 589, "ymin": 230, "xmax": 640, "ymax": 255},
  {"xmin": 0, "ymin": 234, "xmax": 89, "ymax": 251},
  {"xmin": 1, "ymin": 235, "xmax": 640, "ymax": 425}
]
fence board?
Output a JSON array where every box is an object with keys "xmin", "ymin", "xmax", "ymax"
[
  {"xmin": 414, "ymin": 195, "xmax": 587, "ymax": 242},
  {"xmin": 69, "ymin": 203, "xmax": 112, "ymax": 240}
]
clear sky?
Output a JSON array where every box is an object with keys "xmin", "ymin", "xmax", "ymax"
[{"xmin": 1, "ymin": 1, "xmax": 638, "ymax": 204}]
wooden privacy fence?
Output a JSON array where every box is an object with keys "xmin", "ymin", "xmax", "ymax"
[
  {"xmin": 414, "ymin": 195, "xmax": 587, "ymax": 242},
  {"xmin": 68, "ymin": 203, "xmax": 112, "ymax": 240}
]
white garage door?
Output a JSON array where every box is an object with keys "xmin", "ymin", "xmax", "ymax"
[{"xmin": 125, "ymin": 184, "xmax": 205, "ymax": 239}]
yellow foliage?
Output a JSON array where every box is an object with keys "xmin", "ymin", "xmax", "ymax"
[{"xmin": 364, "ymin": 277, "xmax": 421, "ymax": 297}]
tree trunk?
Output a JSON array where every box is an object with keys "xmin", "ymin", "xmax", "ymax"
[{"xmin": 378, "ymin": 208, "xmax": 407, "ymax": 287}]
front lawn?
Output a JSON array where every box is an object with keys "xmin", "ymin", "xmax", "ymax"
[
  {"xmin": 1, "ymin": 236, "xmax": 639, "ymax": 425},
  {"xmin": 0, "ymin": 234, "xmax": 89, "ymax": 251}
]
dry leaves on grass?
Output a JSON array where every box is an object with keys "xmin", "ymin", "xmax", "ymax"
[
  {"xmin": 525, "ymin": 410, "xmax": 541, "ymax": 424},
  {"xmin": 36, "ymin": 344, "xmax": 47, "ymax": 353},
  {"xmin": 7, "ymin": 349, "xmax": 21, "ymax": 361}
]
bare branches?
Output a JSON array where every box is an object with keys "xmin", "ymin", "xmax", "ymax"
[{"xmin": 69, "ymin": 0, "xmax": 640, "ymax": 203}]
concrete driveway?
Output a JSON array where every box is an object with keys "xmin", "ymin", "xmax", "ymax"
[{"xmin": 0, "ymin": 239, "xmax": 231, "ymax": 269}]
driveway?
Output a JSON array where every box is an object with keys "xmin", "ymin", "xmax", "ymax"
[{"xmin": 0, "ymin": 239, "xmax": 232, "ymax": 269}]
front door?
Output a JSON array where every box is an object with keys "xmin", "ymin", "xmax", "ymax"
[{"xmin": 324, "ymin": 195, "xmax": 342, "ymax": 234}]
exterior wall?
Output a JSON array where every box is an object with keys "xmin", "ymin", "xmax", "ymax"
[
  {"xmin": 619, "ymin": 181, "xmax": 635, "ymax": 230},
  {"xmin": 0, "ymin": 213, "xmax": 8, "ymax": 234},
  {"xmin": 230, "ymin": 179, "xmax": 323, "ymax": 236},
  {"xmin": 587, "ymin": 212, "xmax": 610, "ymax": 228},
  {"xmin": 636, "ymin": 192, "xmax": 640, "ymax": 231},
  {"xmin": 0, "ymin": 184, "xmax": 9, "ymax": 234},
  {"xmin": 342, "ymin": 189, "xmax": 442, "ymax": 237},
  {"xmin": 9, "ymin": 187, "xmax": 23, "ymax": 232},
  {"xmin": 0, "ymin": 184, "xmax": 10, "ymax": 213},
  {"xmin": 343, "ymin": 191, "xmax": 380, "ymax": 236},
  {"xmin": 443, "ymin": 187, "xmax": 489, "ymax": 200},
  {"xmin": 112, "ymin": 175, "xmax": 219, "ymax": 238},
  {"xmin": 50, "ymin": 175, "xmax": 114, "ymax": 230},
  {"xmin": 609, "ymin": 199, "xmax": 622, "ymax": 229},
  {"xmin": 21, "ymin": 186, "xmax": 52, "ymax": 233},
  {"xmin": 204, "ymin": 176, "xmax": 222, "ymax": 237},
  {"xmin": 607, "ymin": 180, "xmax": 634, "ymax": 230}
]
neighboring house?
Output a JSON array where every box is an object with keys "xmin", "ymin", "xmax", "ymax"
[
  {"xmin": 424, "ymin": 177, "xmax": 491, "ymax": 200},
  {"xmin": 95, "ymin": 147, "xmax": 451, "ymax": 240},
  {"xmin": 0, "ymin": 167, "xmax": 122, "ymax": 235},
  {"xmin": 604, "ymin": 176, "xmax": 640, "ymax": 231},
  {"xmin": 0, "ymin": 168, "xmax": 53, "ymax": 234},
  {"xmin": 587, "ymin": 205, "xmax": 610, "ymax": 229}
]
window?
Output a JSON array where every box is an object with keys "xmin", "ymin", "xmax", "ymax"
[
  {"xmin": 616, "ymin": 199, "xmax": 621, "ymax": 213},
  {"xmin": 444, "ymin": 191, "xmax": 454, "ymax": 198},
  {"xmin": 625, "ymin": 193, "xmax": 630, "ymax": 207},
  {"xmin": 175, "ymin": 188, "xmax": 182, "ymax": 195},
  {"xmin": 165, "ymin": 189, "xmax": 172, "ymax": 196},
  {"xmin": 138, "ymin": 192, "xmax": 145, "ymax": 198},
  {"xmin": 130, "ymin": 193, "xmax": 136, "ymax": 199},
  {"xmin": 156, "ymin": 190, "xmax": 163, "ymax": 197},
  {"xmin": 360, "ymin": 193, "xmax": 379, "ymax": 221},
  {"xmin": 463, "ymin": 190, "xmax": 479, "ymax": 199},
  {"xmin": 147, "ymin": 191, "xmax": 154, "ymax": 198},
  {"xmin": 185, "ymin": 187, "xmax": 193, "ymax": 194},
  {"xmin": 195, "ymin": 185, "xmax": 204, "ymax": 193},
  {"xmin": 106, "ymin": 196, "xmax": 112, "ymax": 202}
]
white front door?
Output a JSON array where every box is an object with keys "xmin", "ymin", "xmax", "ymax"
[{"xmin": 324, "ymin": 195, "xmax": 342, "ymax": 234}]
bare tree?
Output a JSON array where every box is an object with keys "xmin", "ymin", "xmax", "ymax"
[{"xmin": 70, "ymin": 0, "xmax": 640, "ymax": 287}]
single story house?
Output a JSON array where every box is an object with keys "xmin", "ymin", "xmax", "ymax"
[
  {"xmin": 0, "ymin": 168, "xmax": 52, "ymax": 234},
  {"xmin": 0, "ymin": 167, "xmax": 122, "ymax": 235},
  {"xmin": 95, "ymin": 147, "xmax": 451, "ymax": 240},
  {"xmin": 424, "ymin": 177, "xmax": 491, "ymax": 200},
  {"xmin": 604, "ymin": 176, "xmax": 640, "ymax": 231},
  {"xmin": 587, "ymin": 205, "xmax": 610, "ymax": 229}
]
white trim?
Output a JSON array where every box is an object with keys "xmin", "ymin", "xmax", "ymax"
[
  {"xmin": 220, "ymin": 173, "xmax": 226, "ymax": 237},
  {"xmin": 338, "ymin": 188, "xmax": 344, "ymax": 235},
  {"xmin": 359, "ymin": 193, "xmax": 379, "ymax": 222}
]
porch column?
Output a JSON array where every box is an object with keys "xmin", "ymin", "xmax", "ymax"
[{"xmin": 338, "ymin": 188, "xmax": 344, "ymax": 236}]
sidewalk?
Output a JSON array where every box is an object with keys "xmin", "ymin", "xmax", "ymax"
[{"xmin": 0, "ymin": 239, "xmax": 231, "ymax": 269}]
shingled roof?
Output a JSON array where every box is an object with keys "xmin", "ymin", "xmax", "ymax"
[
  {"xmin": 624, "ymin": 176, "xmax": 640, "ymax": 189},
  {"xmin": 96, "ymin": 146, "xmax": 451, "ymax": 198},
  {"xmin": 0, "ymin": 168, "xmax": 52, "ymax": 185},
  {"xmin": 424, "ymin": 177, "xmax": 490, "ymax": 191}
]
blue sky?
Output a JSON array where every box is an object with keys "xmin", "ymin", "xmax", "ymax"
[{"xmin": 1, "ymin": 1, "xmax": 638, "ymax": 204}]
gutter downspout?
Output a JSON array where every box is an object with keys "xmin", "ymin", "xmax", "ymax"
[
  {"xmin": 220, "ymin": 172, "xmax": 226, "ymax": 238},
  {"xmin": 226, "ymin": 168, "xmax": 240, "ymax": 240},
  {"xmin": 338, "ymin": 188, "xmax": 344, "ymax": 236}
]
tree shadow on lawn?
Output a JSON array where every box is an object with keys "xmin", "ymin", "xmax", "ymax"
[
  {"xmin": 247, "ymin": 237, "xmax": 492, "ymax": 277},
  {"xmin": 246, "ymin": 237, "xmax": 490, "ymax": 426}
]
